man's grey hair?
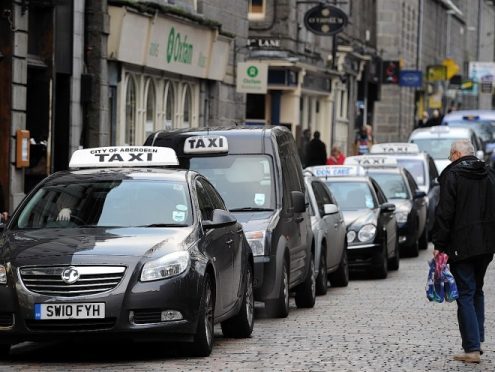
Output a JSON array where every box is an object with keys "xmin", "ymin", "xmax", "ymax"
[{"xmin": 451, "ymin": 139, "xmax": 475, "ymax": 156}]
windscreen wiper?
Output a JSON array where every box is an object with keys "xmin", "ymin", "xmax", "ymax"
[
  {"xmin": 229, "ymin": 207, "xmax": 274, "ymax": 212},
  {"xmin": 139, "ymin": 223, "xmax": 189, "ymax": 227}
]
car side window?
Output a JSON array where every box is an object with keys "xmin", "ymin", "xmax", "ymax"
[
  {"xmin": 370, "ymin": 179, "xmax": 386, "ymax": 204},
  {"xmin": 195, "ymin": 180, "xmax": 215, "ymax": 221},
  {"xmin": 311, "ymin": 182, "xmax": 325, "ymax": 215},
  {"xmin": 201, "ymin": 178, "xmax": 228, "ymax": 211},
  {"xmin": 403, "ymin": 170, "xmax": 418, "ymax": 195},
  {"xmin": 428, "ymin": 156, "xmax": 439, "ymax": 181},
  {"xmin": 313, "ymin": 181, "xmax": 333, "ymax": 215}
]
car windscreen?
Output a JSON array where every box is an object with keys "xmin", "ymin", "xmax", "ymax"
[
  {"xmin": 12, "ymin": 180, "xmax": 193, "ymax": 229},
  {"xmin": 395, "ymin": 158, "xmax": 427, "ymax": 186},
  {"xmin": 447, "ymin": 121, "xmax": 494, "ymax": 142},
  {"xmin": 189, "ymin": 155, "xmax": 275, "ymax": 210},
  {"xmin": 368, "ymin": 172, "xmax": 410, "ymax": 200},
  {"xmin": 410, "ymin": 138, "xmax": 464, "ymax": 160},
  {"xmin": 323, "ymin": 181, "xmax": 376, "ymax": 211}
]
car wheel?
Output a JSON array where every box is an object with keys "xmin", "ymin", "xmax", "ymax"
[
  {"xmin": 265, "ymin": 257, "xmax": 289, "ymax": 318},
  {"xmin": 329, "ymin": 246, "xmax": 349, "ymax": 287},
  {"xmin": 404, "ymin": 240, "xmax": 419, "ymax": 257},
  {"xmin": 191, "ymin": 273, "xmax": 214, "ymax": 357},
  {"xmin": 0, "ymin": 344, "xmax": 9, "ymax": 359},
  {"xmin": 388, "ymin": 235, "xmax": 400, "ymax": 271},
  {"xmin": 295, "ymin": 253, "xmax": 316, "ymax": 308},
  {"xmin": 315, "ymin": 250, "xmax": 328, "ymax": 296},
  {"xmin": 373, "ymin": 241, "xmax": 388, "ymax": 279},
  {"xmin": 419, "ymin": 226, "xmax": 428, "ymax": 250},
  {"xmin": 221, "ymin": 264, "xmax": 254, "ymax": 338}
]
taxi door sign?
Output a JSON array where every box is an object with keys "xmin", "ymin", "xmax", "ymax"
[
  {"xmin": 345, "ymin": 155, "xmax": 397, "ymax": 168},
  {"xmin": 306, "ymin": 165, "xmax": 365, "ymax": 177},
  {"xmin": 370, "ymin": 143, "xmax": 420, "ymax": 154},
  {"xmin": 69, "ymin": 146, "xmax": 179, "ymax": 168},
  {"xmin": 184, "ymin": 136, "xmax": 228, "ymax": 154}
]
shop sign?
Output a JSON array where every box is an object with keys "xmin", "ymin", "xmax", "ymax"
[
  {"xmin": 247, "ymin": 38, "xmax": 281, "ymax": 49},
  {"xmin": 382, "ymin": 60, "xmax": 400, "ymax": 84},
  {"xmin": 236, "ymin": 62, "xmax": 268, "ymax": 94},
  {"xmin": 303, "ymin": 5, "xmax": 348, "ymax": 36},
  {"xmin": 480, "ymin": 75, "xmax": 493, "ymax": 94},
  {"xmin": 427, "ymin": 65, "xmax": 447, "ymax": 81},
  {"xmin": 399, "ymin": 70, "xmax": 422, "ymax": 88}
]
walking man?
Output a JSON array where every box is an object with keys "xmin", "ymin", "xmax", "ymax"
[
  {"xmin": 432, "ymin": 139, "xmax": 495, "ymax": 363},
  {"xmin": 305, "ymin": 131, "xmax": 327, "ymax": 166}
]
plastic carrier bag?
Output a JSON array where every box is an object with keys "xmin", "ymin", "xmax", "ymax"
[{"xmin": 426, "ymin": 252, "xmax": 459, "ymax": 303}]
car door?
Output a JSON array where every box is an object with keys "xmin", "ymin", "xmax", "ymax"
[
  {"xmin": 371, "ymin": 179, "xmax": 396, "ymax": 257},
  {"xmin": 201, "ymin": 178, "xmax": 242, "ymax": 311},
  {"xmin": 195, "ymin": 178, "xmax": 233, "ymax": 315}
]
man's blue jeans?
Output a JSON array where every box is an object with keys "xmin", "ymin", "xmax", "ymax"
[{"xmin": 450, "ymin": 254, "xmax": 493, "ymax": 352}]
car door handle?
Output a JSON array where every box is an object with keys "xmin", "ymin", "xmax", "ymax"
[
  {"xmin": 226, "ymin": 239, "xmax": 233, "ymax": 245},
  {"xmin": 295, "ymin": 216, "xmax": 304, "ymax": 223}
]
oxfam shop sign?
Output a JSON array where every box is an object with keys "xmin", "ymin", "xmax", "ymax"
[
  {"xmin": 166, "ymin": 27, "xmax": 193, "ymax": 65},
  {"xmin": 236, "ymin": 62, "xmax": 268, "ymax": 94}
]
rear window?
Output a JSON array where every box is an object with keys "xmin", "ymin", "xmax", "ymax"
[
  {"xmin": 396, "ymin": 158, "xmax": 426, "ymax": 185},
  {"xmin": 368, "ymin": 173, "xmax": 410, "ymax": 200},
  {"xmin": 323, "ymin": 181, "xmax": 377, "ymax": 211}
]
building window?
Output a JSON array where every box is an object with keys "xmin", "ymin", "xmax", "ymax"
[
  {"xmin": 125, "ymin": 75, "xmax": 137, "ymax": 145},
  {"xmin": 144, "ymin": 79, "xmax": 156, "ymax": 140},
  {"xmin": 163, "ymin": 81, "xmax": 175, "ymax": 129},
  {"xmin": 248, "ymin": 0, "xmax": 265, "ymax": 21},
  {"xmin": 182, "ymin": 84, "xmax": 192, "ymax": 128}
]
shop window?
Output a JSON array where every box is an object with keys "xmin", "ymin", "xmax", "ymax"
[
  {"xmin": 182, "ymin": 84, "xmax": 192, "ymax": 128},
  {"xmin": 164, "ymin": 82, "xmax": 175, "ymax": 129},
  {"xmin": 125, "ymin": 75, "xmax": 137, "ymax": 145},
  {"xmin": 248, "ymin": 0, "xmax": 265, "ymax": 21},
  {"xmin": 144, "ymin": 79, "xmax": 156, "ymax": 140}
]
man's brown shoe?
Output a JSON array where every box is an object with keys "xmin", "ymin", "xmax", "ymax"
[{"xmin": 453, "ymin": 351, "xmax": 481, "ymax": 363}]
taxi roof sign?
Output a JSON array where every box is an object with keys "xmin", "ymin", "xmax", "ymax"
[
  {"xmin": 69, "ymin": 146, "xmax": 179, "ymax": 169},
  {"xmin": 305, "ymin": 165, "xmax": 366, "ymax": 177},
  {"xmin": 370, "ymin": 143, "xmax": 420, "ymax": 154},
  {"xmin": 345, "ymin": 155, "xmax": 398, "ymax": 168},
  {"xmin": 184, "ymin": 135, "xmax": 228, "ymax": 154}
]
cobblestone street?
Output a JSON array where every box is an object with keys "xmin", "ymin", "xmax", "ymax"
[{"xmin": 1, "ymin": 244, "xmax": 494, "ymax": 371}]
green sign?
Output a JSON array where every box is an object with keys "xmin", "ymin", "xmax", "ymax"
[
  {"xmin": 166, "ymin": 27, "xmax": 193, "ymax": 65},
  {"xmin": 247, "ymin": 66, "xmax": 259, "ymax": 78}
]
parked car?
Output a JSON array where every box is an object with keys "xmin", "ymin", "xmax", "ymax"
[
  {"xmin": 0, "ymin": 146, "xmax": 254, "ymax": 358},
  {"xmin": 145, "ymin": 126, "xmax": 315, "ymax": 318},
  {"xmin": 441, "ymin": 110, "xmax": 495, "ymax": 127},
  {"xmin": 408, "ymin": 126, "xmax": 484, "ymax": 174},
  {"xmin": 305, "ymin": 165, "xmax": 399, "ymax": 279},
  {"xmin": 370, "ymin": 143, "xmax": 440, "ymax": 239},
  {"xmin": 303, "ymin": 172, "xmax": 348, "ymax": 295},
  {"xmin": 345, "ymin": 155, "xmax": 428, "ymax": 256}
]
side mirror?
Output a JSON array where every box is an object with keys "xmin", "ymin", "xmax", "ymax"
[
  {"xmin": 431, "ymin": 177, "xmax": 439, "ymax": 187},
  {"xmin": 476, "ymin": 150, "xmax": 484, "ymax": 160},
  {"xmin": 414, "ymin": 191, "xmax": 427, "ymax": 199},
  {"xmin": 203, "ymin": 209, "xmax": 237, "ymax": 229},
  {"xmin": 291, "ymin": 191, "xmax": 306, "ymax": 213},
  {"xmin": 380, "ymin": 203, "xmax": 396, "ymax": 213},
  {"xmin": 323, "ymin": 204, "xmax": 339, "ymax": 215}
]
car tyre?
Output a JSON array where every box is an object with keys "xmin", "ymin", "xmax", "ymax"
[
  {"xmin": 373, "ymin": 241, "xmax": 388, "ymax": 279},
  {"xmin": 329, "ymin": 246, "xmax": 349, "ymax": 287},
  {"xmin": 405, "ymin": 240, "xmax": 420, "ymax": 257},
  {"xmin": 191, "ymin": 273, "xmax": 214, "ymax": 357},
  {"xmin": 295, "ymin": 253, "xmax": 316, "ymax": 308},
  {"xmin": 315, "ymin": 250, "xmax": 328, "ymax": 296},
  {"xmin": 265, "ymin": 257, "xmax": 289, "ymax": 318},
  {"xmin": 418, "ymin": 226, "xmax": 428, "ymax": 250},
  {"xmin": 388, "ymin": 235, "xmax": 400, "ymax": 271},
  {"xmin": 221, "ymin": 264, "xmax": 254, "ymax": 338}
]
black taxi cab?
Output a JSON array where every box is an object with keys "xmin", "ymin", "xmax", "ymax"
[
  {"xmin": 305, "ymin": 165, "xmax": 399, "ymax": 278},
  {"xmin": 0, "ymin": 146, "xmax": 254, "ymax": 357},
  {"xmin": 145, "ymin": 126, "xmax": 315, "ymax": 318},
  {"xmin": 345, "ymin": 155, "xmax": 428, "ymax": 257}
]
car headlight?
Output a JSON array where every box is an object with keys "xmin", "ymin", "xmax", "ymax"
[
  {"xmin": 347, "ymin": 230, "xmax": 356, "ymax": 243},
  {"xmin": 245, "ymin": 231, "xmax": 266, "ymax": 256},
  {"xmin": 141, "ymin": 251, "xmax": 190, "ymax": 282},
  {"xmin": 0, "ymin": 265, "xmax": 6, "ymax": 284},
  {"xmin": 358, "ymin": 224, "xmax": 376, "ymax": 242}
]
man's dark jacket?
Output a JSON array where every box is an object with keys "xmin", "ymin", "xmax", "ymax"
[
  {"xmin": 306, "ymin": 139, "xmax": 327, "ymax": 166},
  {"xmin": 432, "ymin": 155, "xmax": 495, "ymax": 262}
]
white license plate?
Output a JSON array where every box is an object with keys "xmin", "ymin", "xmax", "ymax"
[{"xmin": 34, "ymin": 303, "xmax": 105, "ymax": 320}]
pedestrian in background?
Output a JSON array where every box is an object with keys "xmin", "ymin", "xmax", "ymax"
[
  {"xmin": 298, "ymin": 129, "xmax": 311, "ymax": 167},
  {"xmin": 0, "ymin": 183, "xmax": 8, "ymax": 223},
  {"xmin": 417, "ymin": 111, "xmax": 429, "ymax": 128},
  {"xmin": 425, "ymin": 109, "xmax": 443, "ymax": 127},
  {"xmin": 432, "ymin": 139, "xmax": 495, "ymax": 364},
  {"xmin": 354, "ymin": 126, "xmax": 371, "ymax": 155},
  {"xmin": 306, "ymin": 131, "xmax": 327, "ymax": 166},
  {"xmin": 327, "ymin": 144, "xmax": 346, "ymax": 165}
]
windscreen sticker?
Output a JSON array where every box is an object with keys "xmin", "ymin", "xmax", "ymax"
[
  {"xmin": 176, "ymin": 204, "xmax": 188, "ymax": 211},
  {"xmin": 365, "ymin": 195, "xmax": 374, "ymax": 208},
  {"xmin": 173, "ymin": 211, "xmax": 186, "ymax": 222},
  {"xmin": 254, "ymin": 193, "xmax": 266, "ymax": 206}
]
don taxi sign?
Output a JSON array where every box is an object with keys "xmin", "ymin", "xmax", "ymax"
[
  {"xmin": 184, "ymin": 135, "xmax": 228, "ymax": 154},
  {"xmin": 345, "ymin": 155, "xmax": 398, "ymax": 168},
  {"xmin": 69, "ymin": 146, "xmax": 179, "ymax": 168},
  {"xmin": 306, "ymin": 165, "xmax": 366, "ymax": 177},
  {"xmin": 370, "ymin": 143, "xmax": 420, "ymax": 154}
]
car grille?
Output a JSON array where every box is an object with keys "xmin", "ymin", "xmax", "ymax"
[
  {"xmin": 0, "ymin": 313, "xmax": 14, "ymax": 327},
  {"xmin": 131, "ymin": 310, "xmax": 162, "ymax": 324},
  {"xmin": 25, "ymin": 318, "xmax": 116, "ymax": 332},
  {"xmin": 19, "ymin": 266, "xmax": 126, "ymax": 297}
]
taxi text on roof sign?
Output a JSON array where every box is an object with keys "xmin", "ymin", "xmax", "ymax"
[
  {"xmin": 306, "ymin": 165, "xmax": 366, "ymax": 177},
  {"xmin": 184, "ymin": 135, "xmax": 228, "ymax": 154},
  {"xmin": 69, "ymin": 146, "xmax": 179, "ymax": 168},
  {"xmin": 370, "ymin": 143, "xmax": 420, "ymax": 154},
  {"xmin": 345, "ymin": 155, "xmax": 398, "ymax": 168}
]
